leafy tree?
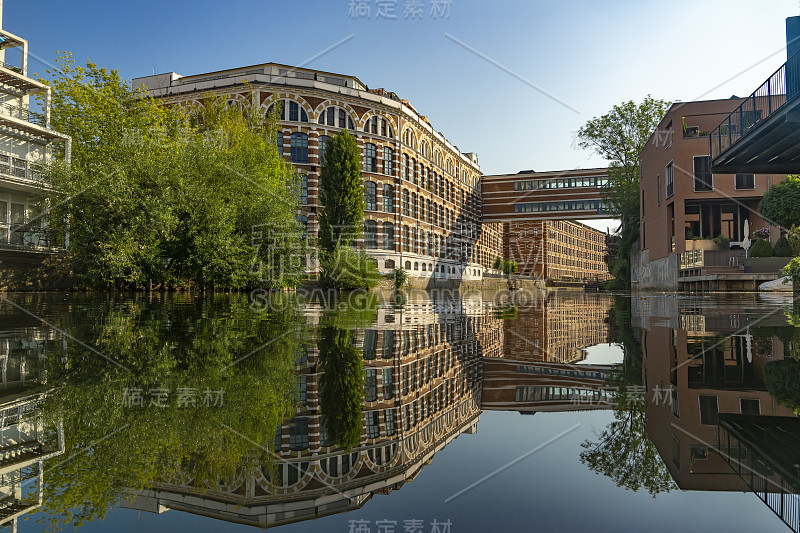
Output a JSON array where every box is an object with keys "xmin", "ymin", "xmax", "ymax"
[
  {"xmin": 773, "ymin": 236, "xmax": 793, "ymax": 257},
  {"xmin": 317, "ymin": 327, "xmax": 364, "ymax": 451},
  {"xmin": 318, "ymin": 131, "xmax": 365, "ymax": 253},
  {"xmin": 749, "ymin": 238, "xmax": 773, "ymax": 258},
  {"xmin": 759, "ymin": 175, "xmax": 800, "ymax": 230},
  {"xmin": 493, "ymin": 256, "xmax": 502, "ymax": 270},
  {"xmin": 502, "ymin": 260, "xmax": 519, "ymax": 274},
  {"xmin": 578, "ymin": 95, "xmax": 672, "ymax": 288},
  {"xmin": 38, "ymin": 53, "xmax": 301, "ymax": 289},
  {"xmin": 764, "ymin": 358, "xmax": 800, "ymax": 414}
]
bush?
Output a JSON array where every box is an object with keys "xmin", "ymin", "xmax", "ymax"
[
  {"xmin": 764, "ymin": 359, "xmax": 800, "ymax": 413},
  {"xmin": 320, "ymin": 245, "xmax": 381, "ymax": 290},
  {"xmin": 392, "ymin": 267, "xmax": 408, "ymax": 290},
  {"xmin": 774, "ymin": 236, "xmax": 793, "ymax": 257},
  {"xmin": 788, "ymin": 226, "xmax": 800, "ymax": 256},
  {"xmin": 749, "ymin": 238, "xmax": 773, "ymax": 258},
  {"xmin": 759, "ymin": 175, "xmax": 800, "ymax": 229}
]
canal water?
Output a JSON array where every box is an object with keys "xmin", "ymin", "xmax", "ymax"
[{"xmin": 0, "ymin": 289, "xmax": 797, "ymax": 532}]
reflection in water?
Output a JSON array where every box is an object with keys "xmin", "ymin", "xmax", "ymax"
[{"xmin": 0, "ymin": 291, "xmax": 798, "ymax": 531}]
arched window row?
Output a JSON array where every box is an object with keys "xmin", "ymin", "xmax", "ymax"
[
  {"xmin": 364, "ymin": 220, "xmax": 395, "ymax": 250},
  {"xmin": 364, "ymin": 115, "xmax": 395, "ymax": 138}
]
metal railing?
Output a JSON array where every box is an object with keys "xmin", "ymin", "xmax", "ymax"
[
  {"xmin": 0, "ymin": 61, "xmax": 21, "ymax": 73},
  {"xmin": 680, "ymin": 249, "xmax": 745, "ymax": 270},
  {"xmin": 0, "ymin": 101, "xmax": 45, "ymax": 127},
  {"xmin": 710, "ymin": 50, "xmax": 800, "ymax": 161},
  {"xmin": 0, "ymin": 225, "xmax": 66, "ymax": 251},
  {"xmin": 0, "ymin": 154, "xmax": 45, "ymax": 182}
]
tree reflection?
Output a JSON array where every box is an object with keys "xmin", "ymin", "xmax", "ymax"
[
  {"xmin": 32, "ymin": 293, "xmax": 305, "ymax": 529},
  {"xmin": 316, "ymin": 292, "xmax": 379, "ymax": 451},
  {"xmin": 580, "ymin": 297, "xmax": 677, "ymax": 497}
]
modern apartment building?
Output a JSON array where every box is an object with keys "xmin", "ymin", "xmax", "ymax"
[
  {"xmin": 0, "ymin": 8, "xmax": 71, "ymax": 266},
  {"xmin": 634, "ymin": 99, "xmax": 787, "ymax": 290},
  {"xmin": 133, "ymin": 64, "xmax": 502, "ymax": 281}
]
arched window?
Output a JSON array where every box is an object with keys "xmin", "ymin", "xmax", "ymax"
[
  {"xmin": 364, "ymin": 143, "xmax": 377, "ymax": 172},
  {"xmin": 402, "ymin": 189, "xmax": 409, "ymax": 215},
  {"xmin": 318, "ymin": 135, "xmax": 330, "ymax": 164},
  {"xmin": 383, "ymin": 222, "xmax": 394, "ymax": 250},
  {"xmin": 318, "ymin": 106, "xmax": 354, "ymax": 129},
  {"xmin": 290, "ymin": 132, "xmax": 308, "ymax": 163},
  {"xmin": 404, "ymin": 128, "xmax": 416, "ymax": 148},
  {"xmin": 364, "ymin": 220, "xmax": 377, "ymax": 249},
  {"xmin": 421, "ymin": 140, "xmax": 428, "ymax": 158},
  {"xmin": 383, "ymin": 184, "xmax": 394, "ymax": 213},
  {"xmin": 413, "ymin": 228, "xmax": 418, "ymax": 254},
  {"xmin": 412, "ymin": 193, "xmax": 418, "ymax": 219},
  {"xmin": 402, "ymin": 154, "xmax": 409, "ymax": 180},
  {"xmin": 381, "ymin": 118, "xmax": 394, "ymax": 138},
  {"xmin": 365, "ymin": 181, "xmax": 377, "ymax": 211},
  {"xmin": 403, "ymin": 225, "xmax": 410, "ymax": 251},
  {"xmin": 383, "ymin": 147, "xmax": 394, "ymax": 175},
  {"xmin": 276, "ymin": 131, "xmax": 284, "ymax": 154},
  {"xmin": 412, "ymin": 159, "xmax": 418, "ymax": 184},
  {"xmin": 268, "ymin": 100, "xmax": 308, "ymax": 122}
]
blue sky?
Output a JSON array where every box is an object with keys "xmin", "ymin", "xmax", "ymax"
[{"xmin": 9, "ymin": 0, "xmax": 800, "ymax": 231}]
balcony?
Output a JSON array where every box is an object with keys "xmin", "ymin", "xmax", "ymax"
[
  {"xmin": 0, "ymin": 102, "xmax": 44, "ymax": 127},
  {"xmin": 0, "ymin": 225, "xmax": 67, "ymax": 254},
  {"xmin": 0, "ymin": 154, "xmax": 46, "ymax": 186},
  {"xmin": 710, "ymin": 50, "xmax": 800, "ymax": 173}
]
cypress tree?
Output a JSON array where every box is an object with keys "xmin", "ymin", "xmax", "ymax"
[{"xmin": 318, "ymin": 131, "xmax": 365, "ymax": 253}]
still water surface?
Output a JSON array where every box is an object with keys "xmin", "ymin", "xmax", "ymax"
[{"xmin": 0, "ymin": 290, "xmax": 797, "ymax": 532}]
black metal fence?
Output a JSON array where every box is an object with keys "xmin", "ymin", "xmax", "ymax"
[
  {"xmin": 710, "ymin": 49, "xmax": 800, "ymax": 161},
  {"xmin": 0, "ymin": 101, "xmax": 46, "ymax": 127}
]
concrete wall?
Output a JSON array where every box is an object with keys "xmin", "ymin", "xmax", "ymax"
[{"xmin": 631, "ymin": 246, "xmax": 678, "ymax": 291}]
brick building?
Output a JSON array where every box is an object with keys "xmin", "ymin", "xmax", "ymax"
[{"xmin": 133, "ymin": 64, "xmax": 503, "ymax": 281}]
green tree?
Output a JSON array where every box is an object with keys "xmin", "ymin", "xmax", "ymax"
[
  {"xmin": 319, "ymin": 244, "xmax": 381, "ymax": 290},
  {"xmin": 318, "ymin": 131, "xmax": 365, "ymax": 253},
  {"xmin": 578, "ymin": 96, "xmax": 672, "ymax": 288},
  {"xmin": 317, "ymin": 327, "xmax": 364, "ymax": 451},
  {"xmin": 759, "ymin": 175, "xmax": 800, "ymax": 230},
  {"xmin": 764, "ymin": 358, "xmax": 800, "ymax": 414},
  {"xmin": 39, "ymin": 53, "xmax": 301, "ymax": 289}
]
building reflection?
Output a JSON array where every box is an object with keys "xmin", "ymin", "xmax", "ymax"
[{"xmin": 0, "ymin": 316, "xmax": 64, "ymax": 531}]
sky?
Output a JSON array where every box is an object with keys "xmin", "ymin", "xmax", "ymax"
[{"xmin": 8, "ymin": 0, "xmax": 800, "ymax": 232}]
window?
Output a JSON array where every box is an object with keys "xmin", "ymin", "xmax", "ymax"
[
  {"xmin": 381, "ymin": 118, "xmax": 387, "ymax": 137},
  {"xmin": 665, "ymin": 162, "xmax": 674, "ymax": 198},
  {"xmin": 698, "ymin": 395, "xmax": 718, "ymax": 425},
  {"xmin": 296, "ymin": 174, "xmax": 308, "ymax": 204},
  {"xmin": 385, "ymin": 409, "xmax": 396, "ymax": 435},
  {"xmin": 740, "ymin": 398, "xmax": 760, "ymax": 415},
  {"xmin": 269, "ymin": 99, "xmax": 308, "ymax": 122},
  {"xmin": 318, "ymin": 135, "xmax": 330, "ymax": 163},
  {"xmin": 735, "ymin": 174, "xmax": 755, "ymax": 190},
  {"xmin": 364, "ymin": 220, "xmax": 377, "ymax": 248},
  {"xmin": 290, "ymin": 132, "xmax": 308, "ymax": 163},
  {"xmin": 383, "ymin": 184, "xmax": 394, "ymax": 213},
  {"xmin": 365, "ymin": 369, "xmax": 377, "ymax": 402},
  {"xmin": 693, "ymin": 156, "xmax": 713, "ymax": 191},
  {"xmin": 364, "ymin": 143, "xmax": 377, "ymax": 172},
  {"xmin": 383, "ymin": 368, "xmax": 394, "ymax": 399},
  {"xmin": 288, "ymin": 418, "xmax": 309, "ymax": 450},
  {"xmin": 276, "ymin": 131, "xmax": 284, "ymax": 154},
  {"xmin": 383, "ymin": 147, "xmax": 394, "ymax": 175},
  {"xmin": 402, "ymin": 154, "xmax": 409, "ymax": 180},
  {"xmin": 402, "ymin": 189, "xmax": 409, "ymax": 215},
  {"xmin": 365, "ymin": 182, "xmax": 377, "ymax": 211},
  {"xmin": 363, "ymin": 330, "xmax": 377, "ymax": 359},
  {"xmin": 366, "ymin": 410, "xmax": 380, "ymax": 438},
  {"xmin": 403, "ymin": 225, "xmax": 410, "ymax": 251},
  {"xmin": 383, "ymin": 222, "xmax": 394, "ymax": 249},
  {"xmin": 656, "ymin": 173, "xmax": 661, "ymax": 205}
]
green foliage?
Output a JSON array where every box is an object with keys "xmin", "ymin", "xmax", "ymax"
[
  {"xmin": 764, "ymin": 358, "xmax": 800, "ymax": 413},
  {"xmin": 32, "ymin": 293, "xmax": 305, "ymax": 528},
  {"xmin": 788, "ymin": 225, "xmax": 800, "ymax": 256},
  {"xmin": 320, "ymin": 245, "xmax": 381, "ymax": 290},
  {"xmin": 318, "ymin": 131, "xmax": 365, "ymax": 253},
  {"xmin": 39, "ymin": 53, "xmax": 301, "ymax": 289},
  {"xmin": 749, "ymin": 238, "xmax": 773, "ymax": 258},
  {"xmin": 393, "ymin": 266, "xmax": 408, "ymax": 290},
  {"xmin": 578, "ymin": 95, "xmax": 672, "ymax": 288},
  {"xmin": 774, "ymin": 236, "xmax": 793, "ymax": 257},
  {"xmin": 317, "ymin": 327, "xmax": 364, "ymax": 451},
  {"xmin": 713, "ymin": 233, "xmax": 730, "ymax": 247},
  {"xmin": 782, "ymin": 256, "xmax": 800, "ymax": 282},
  {"xmin": 503, "ymin": 260, "xmax": 518, "ymax": 274},
  {"xmin": 759, "ymin": 175, "xmax": 800, "ymax": 230},
  {"xmin": 496, "ymin": 305, "xmax": 519, "ymax": 319},
  {"xmin": 493, "ymin": 256, "xmax": 502, "ymax": 270}
]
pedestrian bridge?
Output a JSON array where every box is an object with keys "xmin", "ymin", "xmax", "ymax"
[{"xmin": 481, "ymin": 168, "xmax": 609, "ymax": 223}]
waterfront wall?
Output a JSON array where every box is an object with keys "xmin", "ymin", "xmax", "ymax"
[{"xmin": 631, "ymin": 247, "xmax": 679, "ymax": 291}]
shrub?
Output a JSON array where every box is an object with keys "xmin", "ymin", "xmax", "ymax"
[
  {"xmin": 320, "ymin": 245, "xmax": 381, "ymax": 290},
  {"xmin": 749, "ymin": 238, "xmax": 773, "ymax": 258},
  {"xmin": 782, "ymin": 257, "xmax": 800, "ymax": 283},
  {"xmin": 774, "ymin": 236, "xmax": 793, "ymax": 257},
  {"xmin": 788, "ymin": 225, "xmax": 800, "ymax": 256},
  {"xmin": 392, "ymin": 267, "xmax": 408, "ymax": 290},
  {"xmin": 759, "ymin": 175, "xmax": 800, "ymax": 229},
  {"xmin": 764, "ymin": 359, "xmax": 800, "ymax": 413}
]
